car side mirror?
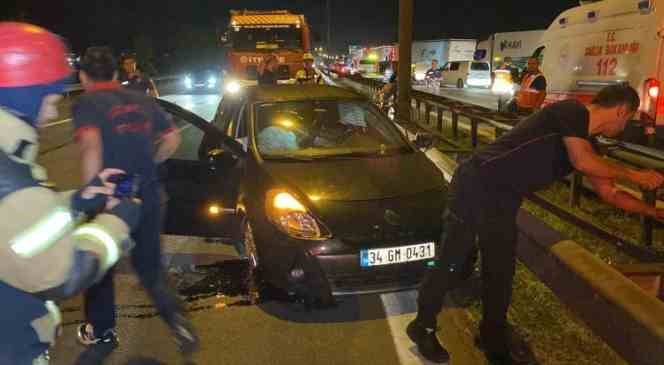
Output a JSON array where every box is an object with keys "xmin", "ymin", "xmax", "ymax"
[
  {"xmin": 206, "ymin": 147, "xmax": 238, "ymax": 170},
  {"xmin": 201, "ymin": 133, "xmax": 247, "ymax": 168},
  {"xmin": 414, "ymin": 132, "xmax": 436, "ymax": 150}
]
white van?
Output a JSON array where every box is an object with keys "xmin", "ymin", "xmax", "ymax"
[
  {"xmin": 439, "ymin": 61, "xmax": 491, "ymax": 88},
  {"xmin": 536, "ymin": 0, "xmax": 662, "ymax": 126}
]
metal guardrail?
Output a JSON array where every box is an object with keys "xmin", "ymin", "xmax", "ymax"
[
  {"xmin": 346, "ymin": 74, "xmax": 664, "ymax": 247},
  {"xmin": 428, "ymin": 151, "xmax": 664, "ymax": 365}
]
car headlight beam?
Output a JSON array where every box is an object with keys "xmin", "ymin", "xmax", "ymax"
[
  {"xmin": 184, "ymin": 76, "xmax": 192, "ymax": 89},
  {"xmin": 225, "ymin": 80, "xmax": 241, "ymax": 94},
  {"xmin": 266, "ymin": 190, "xmax": 330, "ymax": 240}
]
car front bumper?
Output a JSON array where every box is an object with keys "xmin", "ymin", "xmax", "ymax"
[{"xmin": 272, "ymin": 237, "xmax": 437, "ymax": 298}]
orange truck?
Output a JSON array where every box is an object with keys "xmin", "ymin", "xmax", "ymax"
[{"xmin": 225, "ymin": 10, "xmax": 311, "ymax": 82}]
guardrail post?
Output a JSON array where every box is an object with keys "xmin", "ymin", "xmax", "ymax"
[
  {"xmin": 569, "ymin": 171, "xmax": 583, "ymax": 208},
  {"xmin": 640, "ymin": 189, "xmax": 656, "ymax": 246},
  {"xmin": 425, "ymin": 103, "xmax": 432, "ymax": 125},
  {"xmin": 415, "ymin": 99, "xmax": 422, "ymax": 122},
  {"xmin": 436, "ymin": 106, "xmax": 443, "ymax": 132},
  {"xmin": 451, "ymin": 110, "xmax": 459, "ymax": 139},
  {"xmin": 471, "ymin": 118, "xmax": 479, "ymax": 148}
]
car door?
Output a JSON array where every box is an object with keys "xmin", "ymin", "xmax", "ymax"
[{"xmin": 157, "ymin": 99, "xmax": 246, "ymax": 238}]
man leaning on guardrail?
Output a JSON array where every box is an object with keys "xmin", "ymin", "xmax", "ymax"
[{"xmin": 407, "ymin": 84, "xmax": 664, "ymax": 364}]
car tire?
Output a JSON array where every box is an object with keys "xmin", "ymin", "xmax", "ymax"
[
  {"xmin": 456, "ymin": 79, "xmax": 464, "ymax": 89},
  {"xmin": 239, "ymin": 219, "xmax": 261, "ymax": 305}
]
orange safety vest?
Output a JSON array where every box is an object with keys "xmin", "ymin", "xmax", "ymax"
[{"xmin": 517, "ymin": 72, "xmax": 545, "ymax": 109}]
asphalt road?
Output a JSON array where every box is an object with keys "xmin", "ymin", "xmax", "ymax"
[
  {"xmin": 415, "ymin": 85, "xmax": 500, "ymax": 111},
  {"xmin": 42, "ymin": 93, "xmax": 486, "ymax": 365}
]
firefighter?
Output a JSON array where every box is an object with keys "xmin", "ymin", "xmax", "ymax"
[
  {"xmin": 511, "ymin": 57, "xmax": 547, "ymax": 113},
  {"xmin": 0, "ymin": 22, "xmax": 141, "ymax": 364},
  {"xmin": 295, "ymin": 53, "xmax": 321, "ymax": 85},
  {"xmin": 407, "ymin": 85, "xmax": 664, "ymax": 364}
]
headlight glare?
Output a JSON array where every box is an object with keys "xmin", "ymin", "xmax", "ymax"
[
  {"xmin": 266, "ymin": 190, "xmax": 330, "ymax": 240},
  {"xmin": 225, "ymin": 80, "xmax": 241, "ymax": 94}
]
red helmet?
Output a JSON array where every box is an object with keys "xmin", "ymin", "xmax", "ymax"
[{"xmin": 0, "ymin": 22, "xmax": 72, "ymax": 88}]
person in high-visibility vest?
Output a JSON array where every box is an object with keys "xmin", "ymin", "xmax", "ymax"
[
  {"xmin": 515, "ymin": 57, "xmax": 547, "ymax": 112},
  {"xmin": 295, "ymin": 53, "xmax": 321, "ymax": 85},
  {"xmin": 0, "ymin": 22, "xmax": 141, "ymax": 364}
]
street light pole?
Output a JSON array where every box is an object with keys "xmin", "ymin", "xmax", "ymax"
[
  {"xmin": 398, "ymin": 0, "xmax": 413, "ymax": 121},
  {"xmin": 327, "ymin": 0, "xmax": 332, "ymax": 51}
]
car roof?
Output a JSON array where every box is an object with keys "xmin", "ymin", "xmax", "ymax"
[{"xmin": 242, "ymin": 85, "xmax": 366, "ymax": 103}]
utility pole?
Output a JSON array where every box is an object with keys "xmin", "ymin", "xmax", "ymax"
[
  {"xmin": 327, "ymin": 0, "xmax": 332, "ymax": 51},
  {"xmin": 398, "ymin": 0, "xmax": 413, "ymax": 121}
]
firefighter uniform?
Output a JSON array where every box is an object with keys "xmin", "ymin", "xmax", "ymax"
[
  {"xmin": 0, "ymin": 22, "xmax": 140, "ymax": 364},
  {"xmin": 0, "ymin": 109, "xmax": 137, "ymax": 364},
  {"xmin": 296, "ymin": 53, "xmax": 321, "ymax": 85},
  {"xmin": 295, "ymin": 68, "xmax": 321, "ymax": 85}
]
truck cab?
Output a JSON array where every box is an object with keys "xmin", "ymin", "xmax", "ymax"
[{"xmin": 225, "ymin": 10, "xmax": 311, "ymax": 83}]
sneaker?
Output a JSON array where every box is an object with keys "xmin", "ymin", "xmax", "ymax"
[
  {"xmin": 406, "ymin": 319, "xmax": 450, "ymax": 364},
  {"xmin": 168, "ymin": 314, "xmax": 200, "ymax": 356},
  {"xmin": 77, "ymin": 323, "xmax": 119, "ymax": 348}
]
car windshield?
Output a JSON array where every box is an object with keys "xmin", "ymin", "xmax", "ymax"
[
  {"xmin": 232, "ymin": 26, "xmax": 302, "ymax": 51},
  {"xmin": 255, "ymin": 100, "xmax": 411, "ymax": 159},
  {"xmin": 471, "ymin": 62, "xmax": 490, "ymax": 71}
]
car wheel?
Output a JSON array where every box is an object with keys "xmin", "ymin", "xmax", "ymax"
[
  {"xmin": 241, "ymin": 220, "xmax": 261, "ymax": 304},
  {"xmin": 456, "ymin": 79, "xmax": 464, "ymax": 89}
]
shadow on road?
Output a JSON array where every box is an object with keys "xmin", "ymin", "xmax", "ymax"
[{"xmin": 171, "ymin": 257, "xmax": 484, "ymax": 325}]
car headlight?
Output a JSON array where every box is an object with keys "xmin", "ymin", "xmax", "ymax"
[
  {"xmin": 492, "ymin": 78, "xmax": 514, "ymax": 95},
  {"xmin": 184, "ymin": 76, "xmax": 192, "ymax": 88},
  {"xmin": 265, "ymin": 190, "xmax": 330, "ymax": 240},
  {"xmin": 414, "ymin": 72, "xmax": 426, "ymax": 81},
  {"xmin": 225, "ymin": 80, "xmax": 241, "ymax": 94},
  {"xmin": 207, "ymin": 76, "xmax": 217, "ymax": 87}
]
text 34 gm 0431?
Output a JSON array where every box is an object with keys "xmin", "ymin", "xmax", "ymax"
[{"xmin": 360, "ymin": 242, "xmax": 435, "ymax": 267}]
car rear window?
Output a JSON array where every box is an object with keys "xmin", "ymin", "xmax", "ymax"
[{"xmin": 471, "ymin": 62, "xmax": 490, "ymax": 71}]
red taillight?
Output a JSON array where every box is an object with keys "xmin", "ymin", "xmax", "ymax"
[
  {"xmin": 648, "ymin": 84, "xmax": 660, "ymax": 98},
  {"xmin": 643, "ymin": 78, "xmax": 661, "ymax": 124}
]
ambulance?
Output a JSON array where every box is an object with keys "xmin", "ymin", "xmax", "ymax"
[{"xmin": 537, "ymin": 0, "xmax": 663, "ymax": 130}]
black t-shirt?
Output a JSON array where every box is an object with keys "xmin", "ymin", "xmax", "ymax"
[
  {"xmin": 472, "ymin": 100, "xmax": 590, "ymax": 194},
  {"xmin": 73, "ymin": 85, "xmax": 174, "ymax": 190}
]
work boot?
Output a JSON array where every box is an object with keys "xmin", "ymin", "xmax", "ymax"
[
  {"xmin": 168, "ymin": 313, "xmax": 200, "ymax": 356},
  {"xmin": 474, "ymin": 334, "xmax": 532, "ymax": 365},
  {"xmin": 406, "ymin": 319, "xmax": 450, "ymax": 364}
]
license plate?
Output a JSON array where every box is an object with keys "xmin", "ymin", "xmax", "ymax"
[{"xmin": 360, "ymin": 242, "xmax": 435, "ymax": 267}]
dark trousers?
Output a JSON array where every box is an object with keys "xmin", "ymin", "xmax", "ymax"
[
  {"xmin": 84, "ymin": 191, "xmax": 183, "ymax": 336},
  {"xmin": 416, "ymin": 161, "xmax": 522, "ymax": 354}
]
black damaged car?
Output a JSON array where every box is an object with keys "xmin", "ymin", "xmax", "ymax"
[{"xmin": 158, "ymin": 85, "xmax": 447, "ymax": 305}]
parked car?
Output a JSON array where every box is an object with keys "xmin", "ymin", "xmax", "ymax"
[
  {"xmin": 440, "ymin": 61, "xmax": 492, "ymax": 89},
  {"xmin": 157, "ymin": 85, "xmax": 447, "ymax": 305}
]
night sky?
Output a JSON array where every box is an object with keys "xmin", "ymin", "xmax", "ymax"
[{"xmin": 3, "ymin": 0, "xmax": 579, "ymax": 53}]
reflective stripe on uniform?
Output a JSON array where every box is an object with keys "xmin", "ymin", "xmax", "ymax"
[
  {"xmin": 10, "ymin": 207, "xmax": 75, "ymax": 258},
  {"xmin": 72, "ymin": 225, "xmax": 120, "ymax": 270}
]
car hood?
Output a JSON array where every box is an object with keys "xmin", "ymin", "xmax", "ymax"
[{"xmin": 263, "ymin": 151, "xmax": 445, "ymax": 202}]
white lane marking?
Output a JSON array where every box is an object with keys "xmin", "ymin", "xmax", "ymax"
[
  {"xmin": 42, "ymin": 118, "xmax": 72, "ymax": 128},
  {"xmin": 381, "ymin": 291, "xmax": 442, "ymax": 365}
]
